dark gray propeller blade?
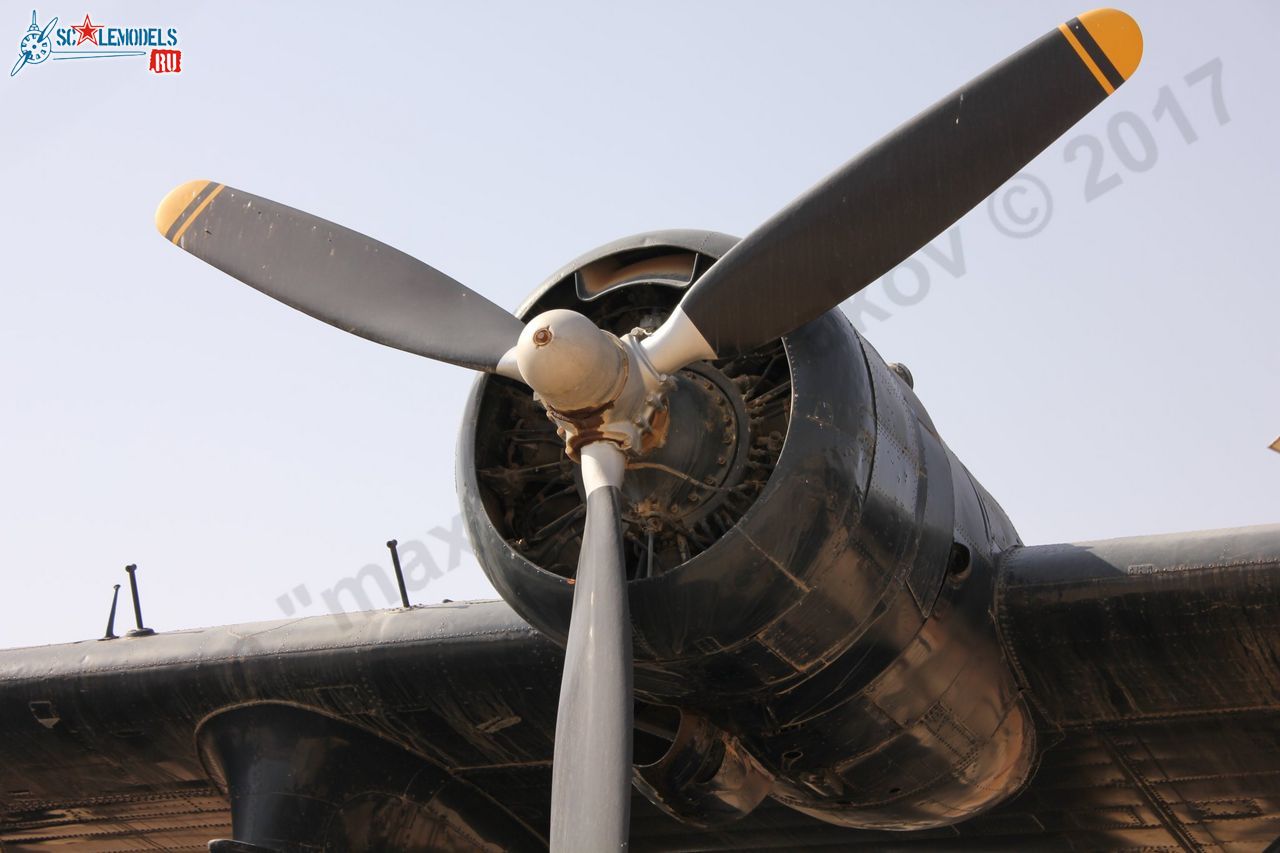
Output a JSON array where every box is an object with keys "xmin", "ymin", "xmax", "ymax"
[
  {"xmin": 550, "ymin": 443, "xmax": 632, "ymax": 852},
  {"xmin": 155, "ymin": 181, "xmax": 524, "ymax": 374},
  {"xmin": 666, "ymin": 10, "xmax": 1141, "ymax": 360}
]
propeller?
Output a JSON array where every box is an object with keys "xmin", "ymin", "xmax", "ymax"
[
  {"xmin": 640, "ymin": 8, "xmax": 1143, "ymax": 374},
  {"xmin": 155, "ymin": 10, "xmax": 1141, "ymax": 849},
  {"xmin": 153, "ymin": 182, "xmax": 524, "ymax": 375},
  {"xmin": 550, "ymin": 443, "xmax": 632, "ymax": 851}
]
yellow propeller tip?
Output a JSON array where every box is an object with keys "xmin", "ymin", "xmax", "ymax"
[
  {"xmin": 155, "ymin": 179, "xmax": 216, "ymax": 240},
  {"xmin": 1079, "ymin": 8, "xmax": 1143, "ymax": 81}
]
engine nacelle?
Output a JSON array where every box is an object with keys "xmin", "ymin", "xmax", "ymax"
[{"xmin": 458, "ymin": 231, "xmax": 1036, "ymax": 829}]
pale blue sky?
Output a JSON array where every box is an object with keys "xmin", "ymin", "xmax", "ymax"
[{"xmin": 1, "ymin": 1, "xmax": 1276, "ymax": 648}]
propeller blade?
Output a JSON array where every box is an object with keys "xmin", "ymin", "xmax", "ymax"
[
  {"xmin": 643, "ymin": 9, "xmax": 1143, "ymax": 372},
  {"xmin": 155, "ymin": 181, "xmax": 525, "ymax": 375},
  {"xmin": 550, "ymin": 442, "xmax": 632, "ymax": 852}
]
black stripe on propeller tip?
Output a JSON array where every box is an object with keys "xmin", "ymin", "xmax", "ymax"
[
  {"xmin": 155, "ymin": 181, "xmax": 524, "ymax": 374},
  {"xmin": 672, "ymin": 9, "xmax": 1142, "ymax": 360}
]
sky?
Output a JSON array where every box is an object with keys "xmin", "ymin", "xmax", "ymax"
[{"xmin": 0, "ymin": 1, "xmax": 1276, "ymax": 649}]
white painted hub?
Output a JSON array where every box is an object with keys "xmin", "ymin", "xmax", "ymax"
[{"xmin": 515, "ymin": 309, "xmax": 627, "ymax": 413}]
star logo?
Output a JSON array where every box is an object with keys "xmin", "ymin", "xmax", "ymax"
[{"xmin": 71, "ymin": 14, "xmax": 103, "ymax": 46}]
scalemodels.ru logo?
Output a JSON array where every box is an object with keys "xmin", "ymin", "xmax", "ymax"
[{"xmin": 10, "ymin": 9, "xmax": 182, "ymax": 77}]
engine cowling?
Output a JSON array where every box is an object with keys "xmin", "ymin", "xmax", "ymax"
[{"xmin": 458, "ymin": 231, "xmax": 1036, "ymax": 829}]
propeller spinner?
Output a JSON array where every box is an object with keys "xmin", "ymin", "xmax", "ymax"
[{"xmin": 155, "ymin": 9, "xmax": 1141, "ymax": 849}]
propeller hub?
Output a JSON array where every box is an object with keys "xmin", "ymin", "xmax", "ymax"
[
  {"xmin": 514, "ymin": 310, "xmax": 675, "ymax": 460},
  {"xmin": 516, "ymin": 309, "xmax": 627, "ymax": 414}
]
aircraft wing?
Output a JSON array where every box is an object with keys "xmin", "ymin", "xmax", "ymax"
[
  {"xmin": 1, "ymin": 525, "xmax": 1279, "ymax": 851},
  {"xmin": 991, "ymin": 523, "xmax": 1280, "ymax": 852}
]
